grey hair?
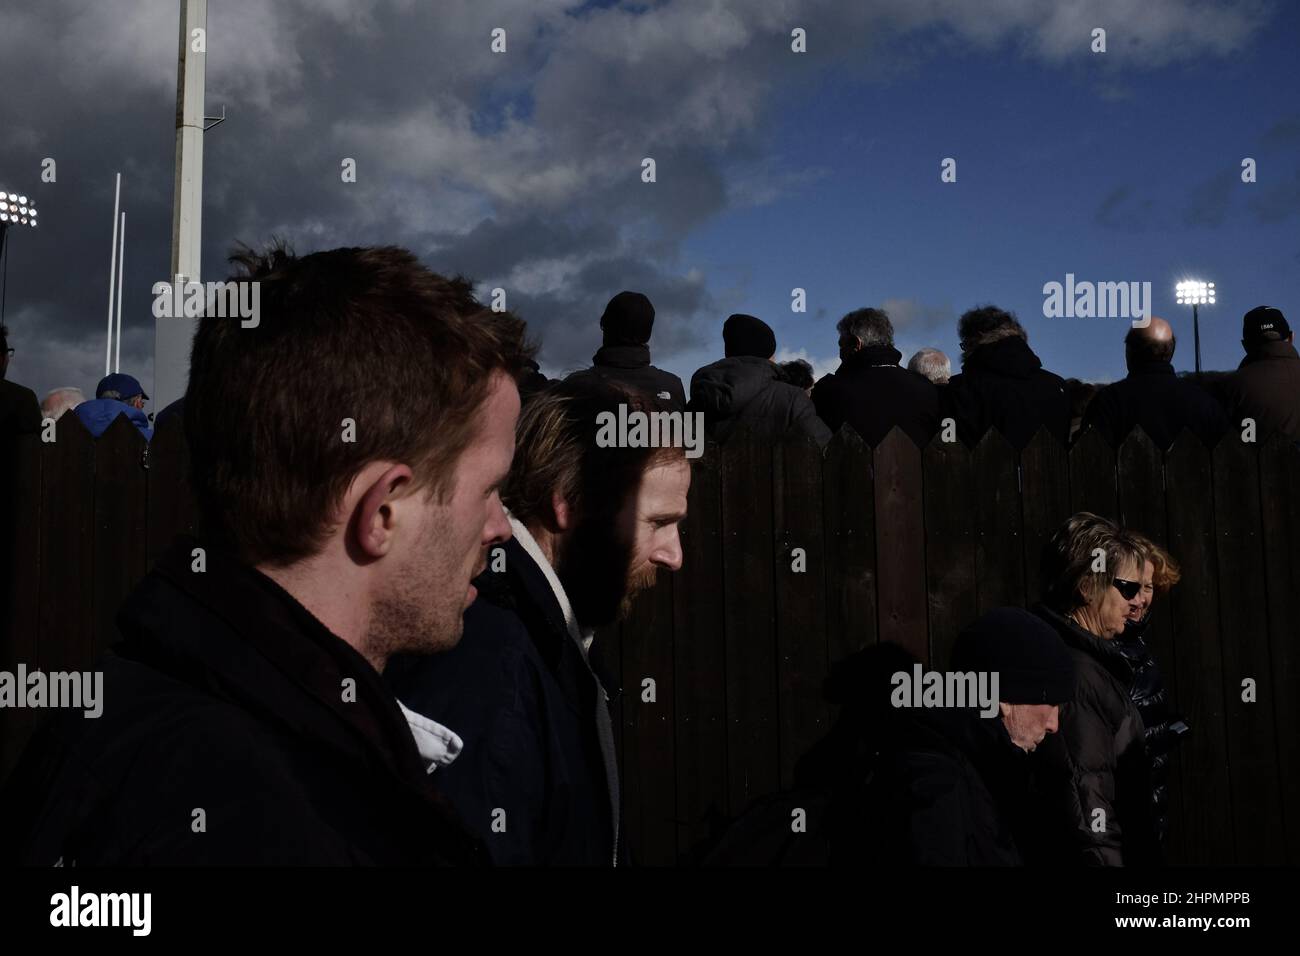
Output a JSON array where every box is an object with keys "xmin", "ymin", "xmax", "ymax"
[
  {"xmin": 907, "ymin": 348, "xmax": 951, "ymax": 384},
  {"xmin": 836, "ymin": 308, "xmax": 894, "ymax": 349},
  {"xmin": 40, "ymin": 387, "xmax": 86, "ymax": 420}
]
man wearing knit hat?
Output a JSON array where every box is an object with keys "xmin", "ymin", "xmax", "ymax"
[
  {"xmin": 864, "ymin": 607, "xmax": 1075, "ymax": 865},
  {"xmin": 1217, "ymin": 305, "xmax": 1299, "ymax": 441},
  {"xmin": 567, "ymin": 291, "xmax": 686, "ymax": 410},
  {"xmin": 688, "ymin": 313, "xmax": 830, "ymax": 446}
]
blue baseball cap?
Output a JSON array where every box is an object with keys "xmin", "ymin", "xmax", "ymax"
[{"xmin": 96, "ymin": 373, "xmax": 148, "ymax": 402}]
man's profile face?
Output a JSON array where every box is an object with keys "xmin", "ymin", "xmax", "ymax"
[
  {"xmin": 559, "ymin": 456, "xmax": 690, "ymax": 628},
  {"xmin": 1000, "ymin": 702, "xmax": 1060, "ymax": 752},
  {"xmin": 616, "ymin": 457, "xmax": 690, "ymax": 617},
  {"xmin": 369, "ymin": 371, "xmax": 519, "ymax": 659}
]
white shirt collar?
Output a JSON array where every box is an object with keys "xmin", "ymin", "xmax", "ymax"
[
  {"xmin": 507, "ymin": 513, "xmax": 597, "ymax": 657},
  {"xmin": 398, "ymin": 700, "xmax": 463, "ymax": 774}
]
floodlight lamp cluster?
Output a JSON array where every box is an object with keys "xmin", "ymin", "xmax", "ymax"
[
  {"xmin": 1175, "ymin": 280, "xmax": 1214, "ymax": 305},
  {"xmin": 0, "ymin": 190, "xmax": 37, "ymax": 227}
]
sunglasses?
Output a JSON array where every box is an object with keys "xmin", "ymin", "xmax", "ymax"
[{"xmin": 1112, "ymin": 578, "xmax": 1142, "ymax": 601}]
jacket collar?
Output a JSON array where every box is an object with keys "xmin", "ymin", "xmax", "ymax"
[
  {"xmin": 839, "ymin": 345, "xmax": 903, "ymax": 373},
  {"xmin": 1033, "ymin": 603, "xmax": 1134, "ymax": 686},
  {"xmin": 119, "ymin": 536, "xmax": 435, "ymax": 787},
  {"xmin": 1240, "ymin": 340, "xmax": 1300, "ymax": 368},
  {"xmin": 963, "ymin": 336, "xmax": 1043, "ymax": 378},
  {"xmin": 593, "ymin": 343, "xmax": 652, "ymax": 370},
  {"xmin": 508, "ymin": 515, "xmax": 595, "ymax": 660},
  {"xmin": 1126, "ymin": 359, "xmax": 1176, "ymax": 377}
]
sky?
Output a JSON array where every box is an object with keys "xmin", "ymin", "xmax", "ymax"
[{"xmin": 2, "ymin": 0, "xmax": 1298, "ymax": 407}]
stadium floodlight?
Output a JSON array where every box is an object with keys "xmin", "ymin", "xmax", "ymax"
[
  {"xmin": 1175, "ymin": 278, "xmax": 1215, "ymax": 374},
  {"xmin": 0, "ymin": 186, "xmax": 37, "ymax": 229}
]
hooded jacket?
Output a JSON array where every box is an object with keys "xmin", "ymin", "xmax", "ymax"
[
  {"xmin": 1082, "ymin": 359, "xmax": 1229, "ymax": 449},
  {"xmin": 1217, "ymin": 340, "xmax": 1300, "ymax": 441},
  {"xmin": 388, "ymin": 524, "xmax": 622, "ymax": 865},
  {"xmin": 1033, "ymin": 604, "xmax": 1160, "ymax": 866},
  {"xmin": 568, "ymin": 344, "xmax": 686, "ymax": 411},
  {"xmin": 812, "ymin": 345, "xmax": 940, "ymax": 446},
  {"xmin": 944, "ymin": 336, "xmax": 1070, "ymax": 448},
  {"xmin": 73, "ymin": 398, "xmax": 153, "ymax": 441},
  {"xmin": 0, "ymin": 537, "xmax": 485, "ymax": 866},
  {"xmin": 689, "ymin": 356, "xmax": 831, "ymax": 447}
]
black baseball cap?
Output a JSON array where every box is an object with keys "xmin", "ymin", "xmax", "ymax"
[{"xmin": 1242, "ymin": 306, "xmax": 1291, "ymax": 345}]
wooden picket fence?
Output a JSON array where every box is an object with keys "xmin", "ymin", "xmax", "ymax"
[{"xmin": 2, "ymin": 413, "xmax": 1298, "ymax": 865}]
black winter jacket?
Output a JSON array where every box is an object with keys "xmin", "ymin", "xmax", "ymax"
[
  {"xmin": 567, "ymin": 344, "xmax": 686, "ymax": 410},
  {"xmin": 1217, "ymin": 340, "xmax": 1300, "ymax": 441},
  {"xmin": 1033, "ymin": 604, "xmax": 1160, "ymax": 866},
  {"xmin": 388, "ymin": 534, "xmax": 622, "ymax": 865},
  {"xmin": 1082, "ymin": 359, "xmax": 1228, "ymax": 449},
  {"xmin": 0, "ymin": 537, "xmax": 485, "ymax": 866},
  {"xmin": 689, "ymin": 356, "xmax": 831, "ymax": 447},
  {"xmin": 811, "ymin": 345, "xmax": 940, "ymax": 446},
  {"xmin": 1115, "ymin": 614, "xmax": 1190, "ymax": 846},
  {"xmin": 944, "ymin": 337, "xmax": 1071, "ymax": 448}
]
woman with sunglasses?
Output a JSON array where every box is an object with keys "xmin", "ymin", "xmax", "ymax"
[
  {"xmin": 1032, "ymin": 512, "xmax": 1161, "ymax": 865},
  {"xmin": 1117, "ymin": 533, "xmax": 1190, "ymax": 853}
]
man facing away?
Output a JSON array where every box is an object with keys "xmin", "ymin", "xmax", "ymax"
[
  {"xmin": 74, "ymin": 372, "xmax": 153, "ymax": 441},
  {"xmin": 567, "ymin": 290, "xmax": 686, "ymax": 410},
  {"xmin": 1082, "ymin": 317, "xmax": 1228, "ymax": 449},
  {"xmin": 0, "ymin": 242, "xmax": 534, "ymax": 865},
  {"xmin": 389, "ymin": 378, "xmax": 691, "ymax": 865},
  {"xmin": 1217, "ymin": 305, "xmax": 1300, "ymax": 442}
]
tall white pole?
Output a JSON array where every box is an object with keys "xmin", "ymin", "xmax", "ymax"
[
  {"xmin": 115, "ymin": 212, "xmax": 126, "ymax": 373},
  {"xmin": 105, "ymin": 172, "xmax": 120, "ymax": 376},
  {"xmin": 160, "ymin": 0, "xmax": 208, "ymax": 410}
]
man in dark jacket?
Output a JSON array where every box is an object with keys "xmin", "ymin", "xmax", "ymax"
[
  {"xmin": 689, "ymin": 313, "xmax": 831, "ymax": 446},
  {"xmin": 860, "ymin": 609, "xmax": 1075, "ymax": 866},
  {"xmin": 1082, "ymin": 317, "xmax": 1228, "ymax": 449},
  {"xmin": 812, "ymin": 307, "xmax": 939, "ymax": 446},
  {"xmin": 390, "ymin": 379, "xmax": 691, "ymax": 865},
  {"xmin": 944, "ymin": 305, "xmax": 1071, "ymax": 448},
  {"xmin": 0, "ymin": 322, "xmax": 40, "ymax": 439},
  {"xmin": 567, "ymin": 291, "xmax": 685, "ymax": 410},
  {"xmin": 0, "ymin": 242, "xmax": 535, "ymax": 865},
  {"xmin": 1217, "ymin": 305, "xmax": 1300, "ymax": 441}
]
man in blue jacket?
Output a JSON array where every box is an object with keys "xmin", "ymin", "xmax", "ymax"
[{"xmin": 73, "ymin": 372, "xmax": 153, "ymax": 440}]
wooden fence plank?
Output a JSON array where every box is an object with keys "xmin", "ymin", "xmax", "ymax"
[
  {"xmin": 91, "ymin": 416, "xmax": 148, "ymax": 660},
  {"xmin": 1163, "ymin": 434, "xmax": 1233, "ymax": 864},
  {"xmin": 1212, "ymin": 436, "xmax": 1284, "ymax": 863},
  {"xmin": 773, "ymin": 435, "xmax": 829, "ymax": 790},
  {"xmin": 873, "ymin": 429, "xmax": 927, "ymax": 662},
  {"xmin": 38, "ymin": 414, "xmax": 95, "ymax": 676},
  {"xmin": 1069, "ymin": 427, "xmax": 1118, "ymax": 520},
  {"xmin": 971, "ymin": 430, "xmax": 1023, "ymax": 614},
  {"xmin": 1018, "ymin": 426, "xmax": 1070, "ymax": 606},
  {"xmin": 823, "ymin": 426, "xmax": 877, "ymax": 668},
  {"xmin": 146, "ymin": 415, "xmax": 196, "ymax": 565},
  {"xmin": 719, "ymin": 433, "xmax": 778, "ymax": 817},
  {"xmin": 672, "ymin": 446, "xmax": 727, "ymax": 862},
  {"xmin": 1258, "ymin": 437, "xmax": 1300, "ymax": 864},
  {"xmin": 922, "ymin": 435, "xmax": 975, "ymax": 668}
]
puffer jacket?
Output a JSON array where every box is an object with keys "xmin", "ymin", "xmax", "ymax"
[
  {"xmin": 1116, "ymin": 613, "xmax": 1190, "ymax": 846},
  {"xmin": 689, "ymin": 356, "xmax": 831, "ymax": 447},
  {"xmin": 1033, "ymin": 604, "xmax": 1160, "ymax": 866}
]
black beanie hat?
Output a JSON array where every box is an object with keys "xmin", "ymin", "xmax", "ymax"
[
  {"xmin": 600, "ymin": 291, "xmax": 655, "ymax": 346},
  {"xmin": 951, "ymin": 607, "xmax": 1075, "ymax": 705},
  {"xmin": 1242, "ymin": 305, "xmax": 1291, "ymax": 346},
  {"xmin": 723, "ymin": 313, "xmax": 777, "ymax": 359}
]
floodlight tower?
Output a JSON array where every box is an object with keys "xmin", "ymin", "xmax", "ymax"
[
  {"xmin": 0, "ymin": 189, "xmax": 38, "ymax": 325},
  {"xmin": 1175, "ymin": 279, "xmax": 1216, "ymax": 374}
]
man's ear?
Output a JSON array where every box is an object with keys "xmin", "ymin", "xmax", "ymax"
[
  {"xmin": 545, "ymin": 490, "xmax": 574, "ymax": 534},
  {"xmin": 353, "ymin": 462, "xmax": 414, "ymax": 559}
]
